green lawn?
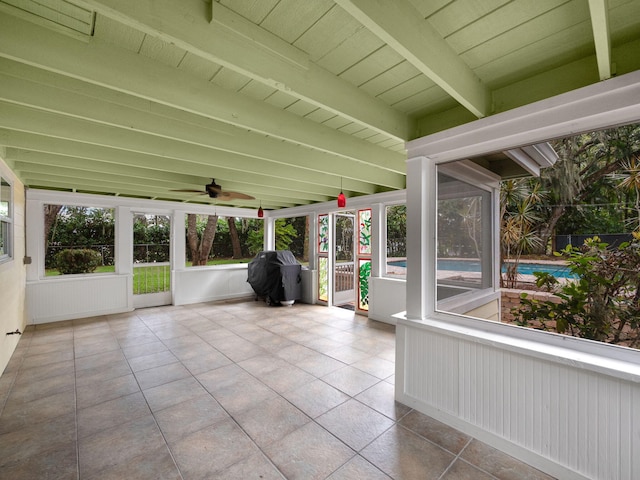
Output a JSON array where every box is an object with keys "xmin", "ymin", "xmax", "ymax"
[{"xmin": 44, "ymin": 259, "xmax": 255, "ymax": 295}]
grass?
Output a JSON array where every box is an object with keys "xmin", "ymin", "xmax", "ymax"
[{"xmin": 44, "ymin": 259, "xmax": 253, "ymax": 294}]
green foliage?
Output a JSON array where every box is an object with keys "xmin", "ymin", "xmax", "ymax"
[
  {"xmin": 55, "ymin": 248, "xmax": 102, "ymax": 274},
  {"xmin": 359, "ymin": 260, "xmax": 371, "ymax": 309},
  {"xmin": 274, "ymin": 218, "xmax": 298, "ymax": 251},
  {"xmin": 46, "ymin": 206, "xmax": 115, "ymax": 268},
  {"xmin": 513, "ymin": 235, "xmax": 640, "ymax": 348}
]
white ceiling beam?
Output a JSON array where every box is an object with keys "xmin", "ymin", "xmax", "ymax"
[
  {"xmin": 0, "ymin": 63, "xmax": 405, "ymax": 177},
  {"xmin": 22, "ymin": 174, "xmax": 296, "ymax": 208},
  {"xmin": 0, "ymin": 12, "xmax": 404, "ymax": 171},
  {"xmin": 74, "ymin": 0, "xmax": 411, "ymax": 141},
  {"xmin": 335, "ymin": 0, "xmax": 490, "ymax": 118},
  {"xmin": 1, "ymin": 132, "xmax": 370, "ymax": 197},
  {"xmin": 9, "ymin": 154, "xmax": 331, "ymax": 204},
  {"xmin": 0, "ymin": 101, "xmax": 402, "ymax": 190},
  {"xmin": 588, "ymin": 0, "xmax": 612, "ymax": 80}
]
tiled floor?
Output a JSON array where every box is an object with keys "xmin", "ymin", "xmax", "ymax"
[{"xmin": 0, "ymin": 300, "xmax": 555, "ymax": 479}]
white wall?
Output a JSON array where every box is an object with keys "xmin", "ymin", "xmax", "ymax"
[
  {"xmin": 0, "ymin": 157, "xmax": 26, "ymax": 375},
  {"xmin": 397, "ymin": 318, "xmax": 640, "ymax": 480},
  {"xmin": 173, "ymin": 265, "xmax": 254, "ymax": 305},
  {"xmin": 368, "ymin": 277, "xmax": 405, "ymax": 324}
]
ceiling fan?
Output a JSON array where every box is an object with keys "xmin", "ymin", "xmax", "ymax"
[{"xmin": 172, "ymin": 179, "xmax": 255, "ymax": 201}]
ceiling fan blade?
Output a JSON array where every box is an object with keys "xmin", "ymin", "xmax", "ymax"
[
  {"xmin": 170, "ymin": 189, "xmax": 207, "ymax": 194},
  {"xmin": 218, "ymin": 191, "xmax": 255, "ymax": 200}
]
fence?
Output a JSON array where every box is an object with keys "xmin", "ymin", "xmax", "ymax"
[
  {"xmin": 555, "ymin": 233, "xmax": 634, "ymax": 250},
  {"xmin": 46, "ymin": 244, "xmax": 115, "ymax": 268},
  {"xmin": 46, "ymin": 243, "xmax": 170, "ymax": 269}
]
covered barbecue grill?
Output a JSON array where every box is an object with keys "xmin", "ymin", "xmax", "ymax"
[{"xmin": 247, "ymin": 250, "xmax": 302, "ymax": 306}]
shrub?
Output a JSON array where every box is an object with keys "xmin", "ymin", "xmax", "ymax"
[
  {"xmin": 513, "ymin": 234, "xmax": 640, "ymax": 348},
  {"xmin": 55, "ymin": 248, "xmax": 102, "ymax": 274}
]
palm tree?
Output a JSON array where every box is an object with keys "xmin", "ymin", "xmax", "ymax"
[
  {"xmin": 500, "ymin": 179, "xmax": 545, "ymax": 288},
  {"xmin": 617, "ymin": 154, "xmax": 640, "ymax": 231}
]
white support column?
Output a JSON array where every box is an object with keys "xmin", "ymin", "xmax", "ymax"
[
  {"xmin": 172, "ymin": 210, "xmax": 186, "ymax": 271},
  {"xmin": 405, "ymin": 156, "xmax": 436, "ymax": 320},
  {"xmin": 263, "ymin": 215, "xmax": 275, "ymax": 251},
  {"xmin": 25, "ymin": 196, "xmax": 42, "ymax": 281},
  {"xmin": 114, "ymin": 206, "xmax": 132, "ymax": 275},
  {"xmin": 370, "ymin": 203, "xmax": 384, "ymax": 277},
  {"xmin": 308, "ymin": 213, "xmax": 317, "ymax": 270}
]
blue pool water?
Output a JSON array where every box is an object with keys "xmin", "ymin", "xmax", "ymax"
[{"xmin": 388, "ymin": 259, "xmax": 575, "ymax": 279}]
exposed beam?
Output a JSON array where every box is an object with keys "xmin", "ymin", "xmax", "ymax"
[
  {"xmin": 0, "ymin": 12, "xmax": 405, "ymax": 170},
  {"xmin": 0, "ymin": 130, "xmax": 378, "ymax": 196},
  {"xmin": 74, "ymin": 0, "xmax": 411, "ymax": 141},
  {"xmin": 9, "ymin": 154, "xmax": 331, "ymax": 204},
  {"xmin": 0, "ymin": 101, "xmax": 402, "ymax": 191},
  {"xmin": 588, "ymin": 0, "xmax": 612, "ymax": 80},
  {"xmin": 336, "ymin": 0, "xmax": 490, "ymax": 118},
  {"xmin": 0, "ymin": 58, "xmax": 405, "ymax": 175},
  {"xmin": 22, "ymin": 174, "xmax": 299, "ymax": 208}
]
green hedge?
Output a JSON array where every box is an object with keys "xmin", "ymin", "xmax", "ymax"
[{"xmin": 55, "ymin": 248, "xmax": 102, "ymax": 274}]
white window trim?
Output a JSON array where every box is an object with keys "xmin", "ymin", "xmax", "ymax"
[
  {"xmin": 0, "ymin": 172, "xmax": 13, "ymax": 264},
  {"xmin": 403, "ymin": 69, "xmax": 640, "ymax": 372}
]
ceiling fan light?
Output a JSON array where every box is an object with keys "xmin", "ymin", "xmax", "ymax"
[{"xmin": 337, "ymin": 191, "xmax": 346, "ymax": 208}]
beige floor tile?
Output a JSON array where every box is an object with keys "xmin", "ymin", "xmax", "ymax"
[
  {"xmin": 460, "ymin": 439, "xmax": 556, "ymax": 480},
  {"xmin": 316, "ymin": 399, "xmax": 395, "ymax": 451},
  {"xmin": 441, "ymin": 459, "xmax": 497, "ymax": 479},
  {"xmin": 169, "ymin": 417, "xmax": 260, "ymax": 480},
  {"xmin": 0, "ymin": 441, "xmax": 77, "ymax": 480},
  {"xmin": 399, "ymin": 410, "xmax": 471, "ymax": 455},
  {"xmin": 264, "ymin": 422, "xmax": 355, "ymax": 480},
  {"xmin": 142, "ymin": 376, "xmax": 208, "ymax": 412},
  {"xmin": 356, "ymin": 380, "xmax": 412, "ymax": 421},
  {"xmin": 128, "ymin": 349, "xmax": 179, "ymax": 372},
  {"xmin": 282, "ymin": 378, "xmax": 350, "ymax": 418},
  {"xmin": 213, "ymin": 451, "xmax": 285, "ymax": 480},
  {"xmin": 133, "ymin": 361, "xmax": 191, "ymax": 390},
  {"xmin": 85, "ymin": 445, "xmax": 181, "ymax": 480},
  {"xmin": 361, "ymin": 425, "xmax": 455, "ymax": 480},
  {"xmin": 78, "ymin": 415, "xmax": 166, "ymax": 478},
  {"xmin": 0, "ymin": 301, "xmax": 557, "ymax": 480},
  {"xmin": 121, "ymin": 340, "xmax": 168, "ymax": 359},
  {"xmin": 0, "ymin": 389, "xmax": 76, "ymax": 434},
  {"xmin": 154, "ymin": 393, "xmax": 229, "ymax": 442},
  {"xmin": 197, "ymin": 362, "xmax": 277, "ymax": 403},
  {"xmin": 235, "ymin": 396, "xmax": 311, "ymax": 447},
  {"xmin": 0, "ymin": 413, "xmax": 76, "ymax": 467},
  {"xmin": 351, "ymin": 355, "xmax": 395, "ymax": 379},
  {"xmin": 321, "ymin": 365, "xmax": 381, "ymax": 397},
  {"xmin": 76, "ymin": 373, "xmax": 141, "ymax": 409},
  {"xmin": 77, "ymin": 391, "xmax": 151, "ymax": 439},
  {"xmin": 327, "ymin": 455, "xmax": 392, "ymax": 479}
]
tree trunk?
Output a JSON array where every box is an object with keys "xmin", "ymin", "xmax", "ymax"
[
  {"xmin": 186, "ymin": 214, "xmax": 200, "ymax": 265},
  {"xmin": 537, "ymin": 205, "xmax": 565, "ymax": 254},
  {"xmin": 186, "ymin": 214, "xmax": 218, "ymax": 266},
  {"xmin": 198, "ymin": 215, "xmax": 218, "ymax": 265},
  {"xmin": 227, "ymin": 217, "xmax": 242, "ymax": 258},
  {"xmin": 44, "ymin": 204, "xmax": 63, "ymax": 250},
  {"xmin": 303, "ymin": 216, "xmax": 309, "ymax": 262}
]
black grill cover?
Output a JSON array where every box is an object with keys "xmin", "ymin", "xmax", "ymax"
[{"xmin": 247, "ymin": 250, "xmax": 301, "ymax": 305}]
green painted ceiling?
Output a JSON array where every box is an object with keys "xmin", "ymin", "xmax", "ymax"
[{"xmin": 0, "ymin": 0, "xmax": 639, "ymax": 209}]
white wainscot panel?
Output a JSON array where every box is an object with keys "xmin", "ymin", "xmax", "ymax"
[
  {"xmin": 368, "ymin": 277, "xmax": 405, "ymax": 324},
  {"xmin": 396, "ymin": 322, "xmax": 640, "ymax": 480},
  {"xmin": 27, "ymin": 275, "xmax": 131, "ymax": 324},
  {"xmin": 173, "ymin": 265, "xmax": 254, "ymax": 306}
]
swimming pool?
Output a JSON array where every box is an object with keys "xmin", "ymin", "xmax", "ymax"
[{"xmin": 387, "ymin": 259, "xmax": 575, "ymax": 278}]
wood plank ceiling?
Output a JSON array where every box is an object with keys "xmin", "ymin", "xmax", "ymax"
[{"xmin": 0, "ymin": 0, "xmax": 639, "ymax": 210}]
